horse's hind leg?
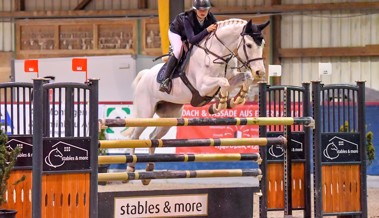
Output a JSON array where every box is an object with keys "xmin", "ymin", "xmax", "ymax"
[
  {"xmin": 122, "ymin": 126, "xmax": 147, "ymax": 184},
  {"xmin": 141, "ymin": 102, "xmax": 183, "ymax": 185},
  {"xmin": 140, "ymin": 126, "xmax": 172, "ymax": 185}
]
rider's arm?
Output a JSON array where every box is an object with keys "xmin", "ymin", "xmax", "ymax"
[{"xmin": 183, "ymin": 17, "xmax": 210, "ymax": 45}]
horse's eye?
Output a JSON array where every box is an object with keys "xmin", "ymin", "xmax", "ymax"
[{"xmin": 246, "ymin": 44, "xmax": 252, "ymax": 48}]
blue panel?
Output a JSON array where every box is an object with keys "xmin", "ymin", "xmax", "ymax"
[{"xmin": 366, "ymin": 105, "xmax": 379, "ymax": 175}]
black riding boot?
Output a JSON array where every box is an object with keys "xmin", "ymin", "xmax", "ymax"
[{"xmin": 159, "ymin": 56, "xmax": 178, "ymax": 94}]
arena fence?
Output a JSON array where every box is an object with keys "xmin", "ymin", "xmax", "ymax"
[
  {"xmin": 1, "ymin": 80, "xmax": 367, "ymax": 218},
  {"xmin": 258, "ymin": 82, "xmax": 312, "ymax": 218},
  {"xmin": 312, "ymin": 81, "xmax": 367, "ymax": 218}
]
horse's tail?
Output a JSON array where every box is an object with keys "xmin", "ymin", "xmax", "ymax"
[{"xmin": 132, "ymin": 69, "xmax": 147, "ymax": 90}]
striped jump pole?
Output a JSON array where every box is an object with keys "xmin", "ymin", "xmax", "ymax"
[
  {"xmin": 100, "ymin": 117, "xmax": 314, "ymax": 127},
  {"xmin": 98, "ymin": 153, "xmax": 261, "ymax": 165},
  {"xmin": 99, "ymin": 137, "xmax": 286, "ymax": 149},
  {"xmin": 98, "ymin": 169, "xmax": 262, "ymax": 182}
]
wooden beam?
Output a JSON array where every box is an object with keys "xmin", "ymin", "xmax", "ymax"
[
  {"xmin": 74, "ymin": 0, "xmax": 93, "ymax": 10},
  {"xmin": 0, "ymin": 9, "xmax": 157, "ymax": 19},
  {"xmin": 266, "ymin": 0, "xmax": 281, "ymax": 6},
  {"xmin": 271, "ymin": 0, "xmax": 282, "ymax": 65},
  {"xmin": 278, "ymin": 45, "xmax": 379, "ymax": 58},
  {"xmin": 212, "ymin": 2, "xmax": 379, "ymax": 14},
  {"xmin": 138, "ymin": 0, "xmax": 148, "ymax": 9},
  {"xmin": 1, "ymin": 2, "xmax": 379, "ymax": 18},
  {"xmin": 272, "ymin": 17, "xmax": 281, "ymax": 64},
  {"xmin": 269, "ymin": 0, "xmax": 282, "ymax": 86},
  {"xmin": 14, "ymin": 0, "xmax": 25, "ymax": 11}
]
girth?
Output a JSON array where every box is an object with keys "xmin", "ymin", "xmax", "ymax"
[{"xmin": 179, "ymin": 72, "xmax": 220, "ymax": 107}]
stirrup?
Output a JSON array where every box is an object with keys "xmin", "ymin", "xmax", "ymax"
[{"xmin": 159, "ymin": 79, "xmax": 172, "ymax": 94}]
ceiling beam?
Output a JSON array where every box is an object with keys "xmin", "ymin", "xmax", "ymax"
[
  {"xmin": 212, "ymin": 2, "xmax": 379, "ymax": 15},
  {"xmin": 1, "ymin": 2, "xmax": 378, "ymax": 19},
  {"xmin": 0, "ymin": 9, "xmax": 158, "ymax": 19},
  {"xmin": 74, "ymin": 0, "xmax": 93, "ymax": 10},
  {"xmin": 278, "ymin": 45, "xmax": 379, "ymax": 58}
]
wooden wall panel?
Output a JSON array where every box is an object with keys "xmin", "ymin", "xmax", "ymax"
[
  {"xmin": 279, "ymin": 0, "xmax": 379, "ymax": 89},
  {"xmin": 15, "ymin": 19, "xmax": 137, "ymax": 59},
  {"xmin": 267, "ymin": 163, "xmax": 284, "ymax": 209},
  {"xmin": 266, "ymin": 163, "xmax": 306, "ymax": 210},
  {"xmin": 0, "ymin": 52, "xmax": 12, "ymax": 83},
  {"xmin": 2, "ymin": 170, "xmax": 33, "ymax": 218},
  {"xmin": 141, "ymin": 18, "xmax": 162, "ymax": 56},
  {"xmin": 41, "ymin": 173, "xmax": 90, "ymax": 218},
  {"xmin": 321, "ymin": 165, "xmax": 361, "ymax": 213},
  {"xmin": 0, "ymin": 22, "xmax": 15, "ymax": 51},
  {"xmin": 0, "ymin": 0, "xmax": 13, "ymax": 11}
]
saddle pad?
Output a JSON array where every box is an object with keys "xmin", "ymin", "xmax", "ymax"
[{"xmin": 156, "ymin": 62, "xmax": 182, "ymax": 83}]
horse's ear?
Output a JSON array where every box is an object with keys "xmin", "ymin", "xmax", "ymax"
[
  {"xmin": 244, "ymin": 19, "xmax": 253, "ymax": 33},
  {"xmin": 257, "ymin": 20, "xmax": 270, "ymax": 31}
]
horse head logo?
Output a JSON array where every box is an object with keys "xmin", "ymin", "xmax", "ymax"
[
  {"xmin": 323, "ymin": 142, "xmax": 339, "ymax": 160},
  {"xmin": 268, "ymin": 144, "xmax": 284, "ymax": 158},
  {"xmin": 45, "ymin": 148, "xmax": 65, "ymax": 168}
]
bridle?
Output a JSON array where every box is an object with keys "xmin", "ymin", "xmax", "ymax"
[
  {"xmin": 235, "ymin": 29, "xmax": 264, "ymax": 71},
  {"xmin": 196, "ymin": 24, "xmax": 264, "ymax": 74}
]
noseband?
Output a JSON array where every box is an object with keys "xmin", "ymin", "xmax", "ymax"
[{"xmin": 235, "ymin": 31, "xmax": 264, "ymax": 71}]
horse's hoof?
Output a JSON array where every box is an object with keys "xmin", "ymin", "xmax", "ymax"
[
  {"xmin": 141, "ymin": 163, "xmax": 155, "ymax": 186},
  {"xmin": 141, "ymin": 179, "xmax": 151, "ymax": 186},
  {"xmin": 145, "ymin": 163, "xmax": 155, "ymax": 171}
]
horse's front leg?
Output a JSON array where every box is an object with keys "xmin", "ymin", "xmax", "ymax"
[
  {"xmin": 226, "ymin": 72, "xmax": 254, "ymax": 109},
  {"xmin": 227, "ymin": 83, "xmax": 249, "ymax": 109},
  {"xmin": 208, "ymin": 90, "xmax": 229, "ymax": 114},
  {"xmin": 227, "ymin": 71, "xmax": 253, "ymax": 88},
  {"xmin": 198, "ymin": 76, "xmax": 230, "ymax": 115}
]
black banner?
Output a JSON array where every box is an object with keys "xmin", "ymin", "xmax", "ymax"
[
  {"xmin": 7, "ymin": 135, "xmax": 33, "ymax": 168},
  {"xmin": 321, "ymin": 133, "xmax": 360, "ymax": 162},
  {"xmin": 43, "ymin": 137, "xmax": 91, "ymax": 172},
  {"xmin": 267, "ymin": 132, "xmax": 305, "ymax": 160}
]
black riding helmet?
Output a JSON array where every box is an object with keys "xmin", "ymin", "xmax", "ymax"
[{"xmin": 192, "ymin": 0, "xmax": 211, "ymax": 10}]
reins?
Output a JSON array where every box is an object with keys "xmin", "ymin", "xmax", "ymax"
[{"xmin": 195, "ymin": 32, "xmax": 234, "ymax": 76}]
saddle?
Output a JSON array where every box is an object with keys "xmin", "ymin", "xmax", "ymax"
[
  {"xmin": 156, "ymin": 45, "xmax": 189, "ymax": 84},
  {"xmin": 156, "ymin": 45, "xmax": 219, "ymax": 107}
]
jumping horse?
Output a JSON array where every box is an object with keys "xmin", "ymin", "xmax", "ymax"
[{"xmin": 126, "ymin": 18, "xmax": 269, "ymax": 185}]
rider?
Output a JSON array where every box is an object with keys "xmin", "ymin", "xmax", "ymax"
[{"xmin": 159, "ymin": 0, "xmax": 218, "ymax": 94}]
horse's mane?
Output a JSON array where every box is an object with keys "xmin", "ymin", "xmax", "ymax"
[
  {"xmin": 197, "ymin": 18, "xmax": 247, "ymax": 47},
  {"xmin": 216, "ymin": 18, "xmax": 247, "ymax": 29}
]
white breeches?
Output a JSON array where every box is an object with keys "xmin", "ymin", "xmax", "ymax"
[{"xmin": 168, "ymin": 30, "xmax": 183, "ymax": 59}]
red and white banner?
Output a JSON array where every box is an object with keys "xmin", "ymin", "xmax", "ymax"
[{"xmin": 176, "ymin": 104, "xmax": 260, "ymax": 154}]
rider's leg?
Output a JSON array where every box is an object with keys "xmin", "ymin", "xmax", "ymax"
[
  {"xmin": 159, "ymin": 30, "xmax": 182, "ymax": 94},
  {"xmin": 159, "ymin": 55, "xmax": 178, "ymax": 93}
]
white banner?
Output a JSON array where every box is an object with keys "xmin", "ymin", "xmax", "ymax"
[
  {"xmin": 114, "ymin": 194, "xmax": 208, "ymax": 218},
  {"xmin": 1, "ymin": 104, "xmax": 89, "ymax": 136}
]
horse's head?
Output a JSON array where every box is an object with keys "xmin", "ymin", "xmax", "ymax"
[{"xmin": 236, "ymin": 19, "xmax": 270, "ymax": 82}]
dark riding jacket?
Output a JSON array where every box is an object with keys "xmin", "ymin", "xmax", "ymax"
[{"xmin": 170, "ymin": 9, "xmax": 217, "ymax": 45}]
